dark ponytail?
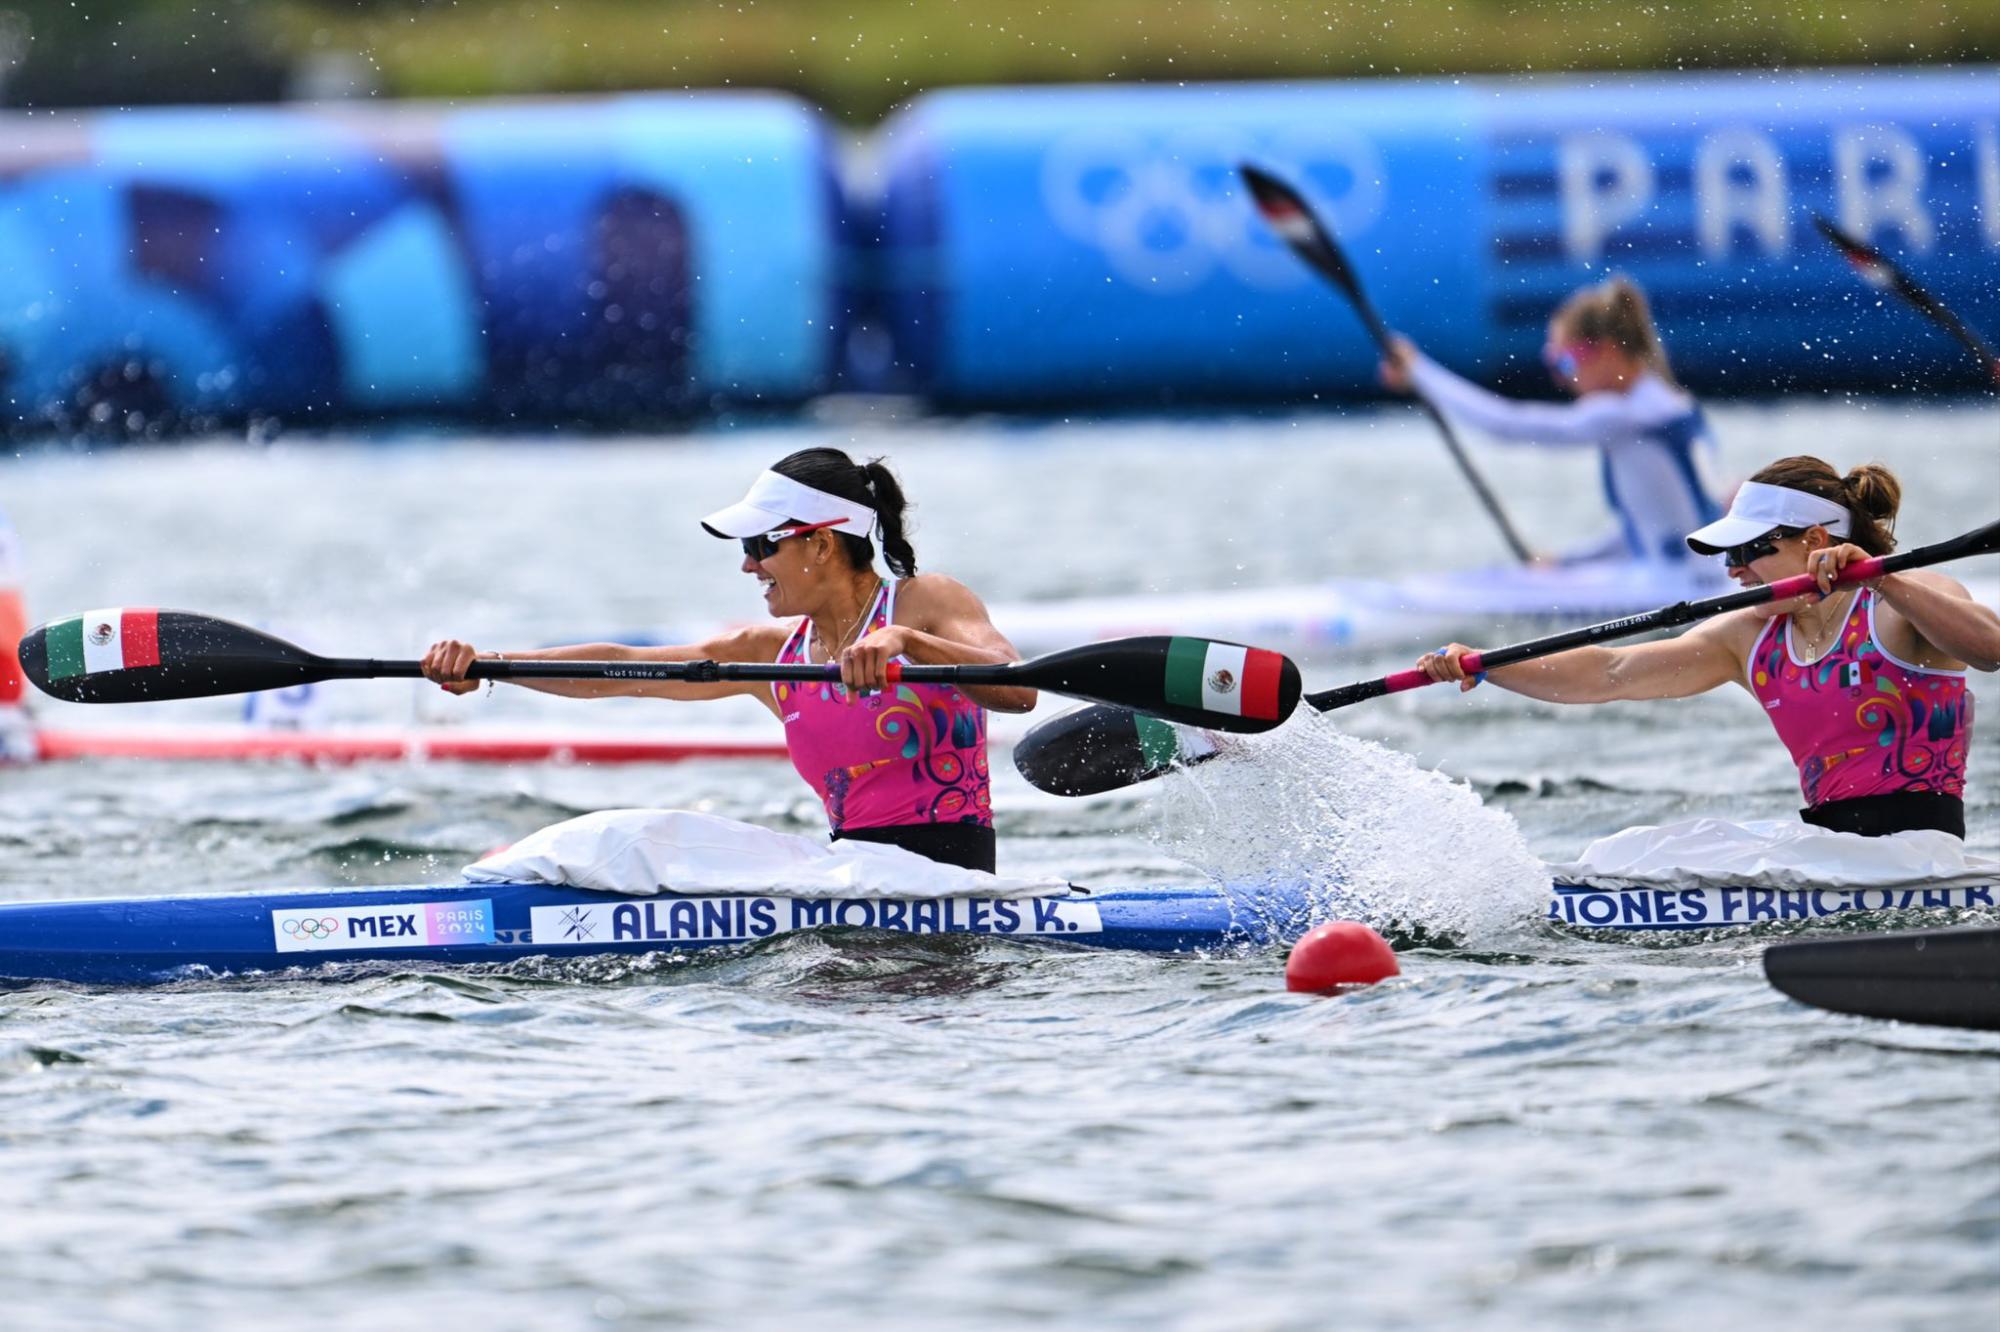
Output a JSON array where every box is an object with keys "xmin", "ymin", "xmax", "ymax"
[
  {"xmin": 1747, "ymin": 455, "xmax": 1901, "ymax": 556},
  {"xmin": 859, "ymin": 459, "xmax": 918, "ymax": 577},
  {"xmin": 769, "ymin": 446, "xmax": 918, "ymax": 577}
]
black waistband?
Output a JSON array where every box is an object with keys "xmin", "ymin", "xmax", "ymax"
[
  {"xmin": 832, "ymin": 823, "xmax": 997, "ymax": 873},
  {"xmin": 1801, "ymin": 791, "xmax": 1965, "ymax": 839}
]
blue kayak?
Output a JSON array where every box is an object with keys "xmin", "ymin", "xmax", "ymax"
[
  {"xmin": 0, "ymin": 881, "xmax": 1278, "ymax": 985},
  {"xmin": 0, "ymin": 877, "xmax": 1991, "ymax": 985}
]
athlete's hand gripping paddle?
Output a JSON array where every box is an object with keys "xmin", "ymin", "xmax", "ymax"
[{"xmin": 19, "ymin": 611, "xmax": 1303, "ymax": 736}]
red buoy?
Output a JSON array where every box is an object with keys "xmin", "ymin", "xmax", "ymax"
[{"xmin": 1285, "ymin": 921, "xmax": 1400, "ymax": 993}]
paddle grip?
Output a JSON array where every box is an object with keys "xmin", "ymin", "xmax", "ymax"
[
  {"xmin": 1321, "ymin": 664, "xmax": 1464, "ymax": 710},
  {"xmin": 1758, "ymin": 558, "xmax": 1883, "ymax": 606}
]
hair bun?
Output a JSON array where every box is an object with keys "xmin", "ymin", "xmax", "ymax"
[{"xmin": 1842, "ymin": 462, "xmax": 1901, "ymax": 522}]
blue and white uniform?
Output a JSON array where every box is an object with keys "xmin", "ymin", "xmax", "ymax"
[{"xmin": 1409, "ymin": 355, "xmax": 1725, "ymax": 564}]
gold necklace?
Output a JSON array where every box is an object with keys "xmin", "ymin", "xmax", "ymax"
[
  {"xmin": 811, "ymin": 575, "xmax": 882, "ymax": 663},
  {"xmin": 1790, "ymin": 587, "xmax": 1855, "ymax": 661}
]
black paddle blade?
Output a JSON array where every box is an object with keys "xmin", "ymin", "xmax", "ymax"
[
  {"xmin": 1239, "ymin": 164, "xmax": 1321, "ymax": 245},
  {"xmin": 1013, "ymin": 704, "xmax": 1198, "ymax": 796},
  {"xmin": 1764, "ymin": 927, "xmax": 2000, "ymax": 1032},
  {"xmin": 1811, "ymin": 214, "xmax": 1892, "ymax": 286},
  {"xmin": 1021, "ymin": 636, "xmax": 1300, "ymax": 735},
  {"xmin": 1240, "ymin": 164, "xmax": 1368, "ymax": 313},
  {"xmin": 20, "ymin": 609, "xmax": 333, "ymax": 703},
  {"xmin": 1813, "ymin": 214, "xmax": 1999, "ymax": 378}
]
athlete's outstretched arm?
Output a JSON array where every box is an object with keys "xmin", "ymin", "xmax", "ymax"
[
  {"xmin": 420, "ymin": 624, "xmax": 794, "ymax": 708},
  {"xmin": 1418, "ymin": 613, "xmax": 1753, "ymax": 704},
  {"xmin": 1407, "ymin": 353, "xmax": 1627, "ymax": 447}
]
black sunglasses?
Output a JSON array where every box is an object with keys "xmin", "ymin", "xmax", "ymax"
[
  {"xmin": 740, "ymin": 518, "xmax": 848, "ymax": 562},
  {"xmin": 1721, "ymin": 527, "xmax": 1801, "ymax": 569}
]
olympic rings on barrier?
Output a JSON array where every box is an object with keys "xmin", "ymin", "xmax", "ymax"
[
  {"xmin": 1038, "ymin": 126, "xmax": 1388, "ymax": 294},
  {"xmin": 282, "ymin": 916, "xmax": 343, "ymax": 939}
]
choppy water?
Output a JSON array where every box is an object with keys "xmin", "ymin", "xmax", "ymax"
[{"xmin": 2, "ymin": 401, "xmax": 1997, "ymax": 1329}]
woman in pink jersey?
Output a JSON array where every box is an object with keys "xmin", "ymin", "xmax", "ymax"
[
  {"xmin": 420, "ymin": 448, "xmax": 1033, "ymax": 871},
  {"xmin": 1414, "ymin": 456, "xmax": 2000, "ymax": 838}
]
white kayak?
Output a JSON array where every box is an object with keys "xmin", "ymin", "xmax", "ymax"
[{"xmin": 1552, "ymin": 820, "xmax": 2000, "ymax": 931}]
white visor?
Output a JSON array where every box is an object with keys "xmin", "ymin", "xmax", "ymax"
[
  {"xmin": 700, "ymin": 470, "xmax": 877, "ymax": 540},
  {"xmin": 1685, "ymin": 480, "xmax": 1852, "ymax": 555}
]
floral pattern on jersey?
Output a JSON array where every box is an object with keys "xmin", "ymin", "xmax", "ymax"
[
  {"xmin": 776, "ymin": 587, "xmax": 993, "ymax": 833},
  {"xmin": 1753, "ymin": 590, "xmax": 1970, "ymax": 805}
]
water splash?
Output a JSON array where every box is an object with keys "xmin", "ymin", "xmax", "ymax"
[{"xmin": 1148, "ymin": 713, "xmax": 1550, "ymax": 946}]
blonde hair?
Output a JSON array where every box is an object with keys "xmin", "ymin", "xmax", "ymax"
[
  {"xmin": 1749, "ymin": 456, "xmax": 1901, "ymax": 555},
  {"xmin": 1554, "ymin": 274, "xmax": 1676, "ymax": 386}
]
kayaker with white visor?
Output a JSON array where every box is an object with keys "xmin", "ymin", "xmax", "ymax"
[
  {"xmin": 421, "ymin": 447, "xmax": 1033, "ymax": 871},
  {"xmin": 1415, "ymin": 456, "xmax": 1999, "ymax": 838}
]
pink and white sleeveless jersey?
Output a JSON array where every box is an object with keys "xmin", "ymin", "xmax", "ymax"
[
  {"xmin": 772, "ymin": 581, "xmax": 992, "ymax": 833},
  {"xmin": 1748, "ymin": 588, "xmax": 1972, "ymax": 806}
]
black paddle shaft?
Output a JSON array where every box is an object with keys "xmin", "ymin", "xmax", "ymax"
[
  {"xmin": 1239, "ymin": 163, "xmax": 1535, "ymax": 564},
  {"xmin": 1813, "ymin": 215, "xmax": 1999, "ymax": 381},
  {"xmin": 1309, "ymin": 517, "xmax": 2000, "ymax": 711},
  {"xmin": 20, "ymin": 612, "xmax": 1302, "ymax": 736}
]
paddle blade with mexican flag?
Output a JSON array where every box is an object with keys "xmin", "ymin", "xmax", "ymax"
[
  {"xmin": 21, "ymin": 609, "xmax": 334, "ymax": 703},
  {"xmin": 1021, "ymin": 636, "xmax": 1300, "ymax": 735}
]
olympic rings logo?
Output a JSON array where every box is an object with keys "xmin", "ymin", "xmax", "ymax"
[
  {"xmin": 282, "ymin": 916, "xmax": 343, "ymax": 939},
  {"xmin": 1039, "ymin": 126, "xmax": 1388, "ymax": 295}
]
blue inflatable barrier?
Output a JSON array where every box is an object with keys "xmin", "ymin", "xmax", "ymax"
[
  {"xmin": 0, "ymin": 94, "xmax": 841, "ymax": 434},
  {"xmin": 876, "ymin": 69, "xmax": 2000, "ymax": 403},
  {"xmin": 5, "ymin": 73, "xmax": 1993, "ymax": 433}
]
